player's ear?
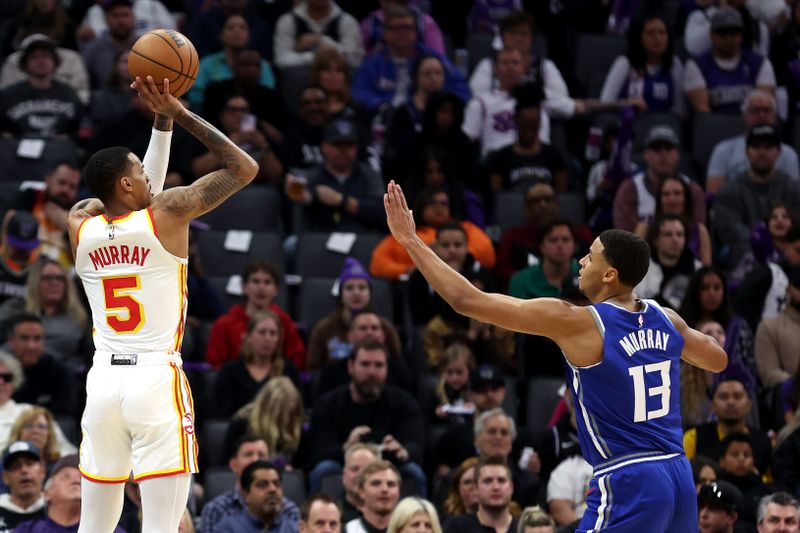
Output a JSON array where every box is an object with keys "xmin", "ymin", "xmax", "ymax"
[
  {"xmin": 119, "ymin": 176, "xmax": 133, "ymax": 193},
  {"xmin": 602, "ymin": 267, "xmax": 618, "ymax": 284}
]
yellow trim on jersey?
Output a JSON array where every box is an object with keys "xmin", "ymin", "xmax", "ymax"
[
  {"xmin": 179, "ymin": 368, "xmax": 199, "ymax": 468},
  {"xmin": 172, "ymin": 263, "xmax": 188, "ymax": 352},
  {"xmin": 133, "ymin": 466, "xmax": 190, "ymax": 482},
  {"xmin": 76, "ymin": 215, "xmax": 93, "ymax": 246},
  {"xmin": 104, "ymin": 211, "xmax": 137, "ymax": 225},
  {"xmin": 170, "ymin": 363, "xmax": 190, "ymax": 473},
  {"xmin": 144, "ymin": 208, "xmax": 157, "ymax": 236},
  {"xmin": 79, "ymin": 467, "xmax": 130, "ymax": 484}
]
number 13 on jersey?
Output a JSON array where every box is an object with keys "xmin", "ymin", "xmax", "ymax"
[
  {"xmin": 628, "ymin": 360, "xmax": 671, "ymax": 422},
  {"xmin": 102, "ymin": 275, "xmax": 145, "ymax": 334}
]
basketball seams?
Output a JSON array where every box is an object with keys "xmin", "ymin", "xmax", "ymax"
[
  {"xmin": 129, "ymin": 50, "xmax": 182, "ymax": 80},
  {"xmin": 151, "ymin": 31, "xmax": 184, "ymax": 72}
]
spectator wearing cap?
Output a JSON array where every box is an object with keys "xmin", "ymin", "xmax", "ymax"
[
  {"xmin": 285, "ymin": 118, "xmax": 385, "ymax": 232},
  {"xmin": 80, "ymin": 0, "xmax": 138, "ymax": 90},
  {"xmin": 14, "ymin": 454, "xmax": 125, "ymax": 532},
  {"xmin": 713, "ymin": 124, "xmax": 800, "ymax": 266},
  {"xmin": 7, "ymin": 314, "xmax": 75, "ymax": 417},
  {"xmin": 706, "ymin": 90, "xmax": 799, "ymax": 194},
  {"xmin": 755, "ymin": 265, "xmax": 800, "ymax": 389},
  {"xmin": 0, "ymin": 211, "xmax": 40, "ymax": 306},
  {"xmin": 0, "ymin": 37, "xmax": 82, "ymax": 141},
  {"xmin": 273, "ymin": 0, "xmax": 364, "ymax": 70},
  {"xmin": 697, "ymin": 480, "xmax": 744, "ymax": 533},
  {"xmin": 308, "ymin": 339, "xmax": 426, "ymax": 497},
  {"xmin": 370, "ymin": 187, "xmax": 496, "ymax": 281},
  {"xmin": 685, "ymin": 3, "xmax": 770, "ymax": 58},
  {"xmin": 351, "ymin": 5, "xmax": 469, "ymax": 113},
  {"xmin": 0, "ymin": 441, "xmax": 46, "ymax": 531},
  {"xmin": 612, "ymin": 125, "xmax": 707, "ymax": 233},
  {"xmin": 0, "ymin": 34, "xmax": 89, "ymax": 105},
  {"xmin": 206, "ymin": 260, "xmax": 306, "ymax": 371},
  {"xmin": 684, "ymin": 7, "xmax": 776, "ymax": 115},
  {"xmin": 307, "ymin": 258, "xmax": 380, "ymax": 370}
]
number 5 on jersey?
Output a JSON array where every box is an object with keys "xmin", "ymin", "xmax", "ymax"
[
  {"xmin": 628, "ymin": 360, "xmax": 671, "ymax": 422},
  {"xmin": 102, "ymin": 275, "xmax": 144, "ymax": 334}
]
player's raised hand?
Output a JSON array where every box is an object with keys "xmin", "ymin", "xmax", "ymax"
[
  {"xmin": 130, "ymin": 75, "xmax": 184, "ymax": 118},
  {"xmin": 384, "ymin": 181, "xmax": 416, "ymax": 245}
]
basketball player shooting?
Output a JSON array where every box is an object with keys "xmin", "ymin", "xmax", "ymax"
[
  {"xmin": 384, "ymin": 181, "xmax": 727, "ymax": 532},
  {"xmin": 67, "ymin": 76, "xmax": 258, "ymax": 533}
]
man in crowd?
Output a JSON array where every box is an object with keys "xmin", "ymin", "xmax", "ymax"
[
  {"xmin": 443, "ymin": 456, "xmax": 518, "ymax": 533},
  {"xmin": 286, "ymin": 119, "xmax": 385, "ymax": 233},
  {"xmin": 344, "ymin": 460, "xmax": 401, "ymax": 533},
  {"xmin": 13, "ymin": 162, "xmax": 80, "ymax": 266},
  {"xmin": 755, "ymin": 265, "xmax": 800, "ymax": 389},
  {"xmin": 273, "ymin": 0, "xmax": 363, "ymax": 70},
  {"xmin": 81, "ymin": 0, "xmax": 137, "ymax": 89},
  {"xmin": 8, "ymin": 314, "xmax": 74, "ymax": 416},
  {"xmin": 613, "ymin": 125, "xmax": 706, "ymax": 232},
  {"xmin": 713, "ymin": 124, "xmax": 800, "ymax": 266},
  {"xmin": 0, "ymin": 441, "xmax": 46, "ymax": 532},
  {"xmin": 684, "ymin": 378, "xmax": 772, "ymax": 475},
  {"xmin": 340, "ymin": 443, "xmax": 380, "ymax": 524},
  {"xmin": 756, "ymin": 492, "xmax": 800, "ymax": 533},
  {"xmin": 309, "ymin": 340, "xmax": 424, "ymax": 495},
  {"xmin": 706, "ymin": 90, "xmax": 799, "ymax": 193},
  {"xmin": 215, "ymin": 461, "xmax": 300, "ymax": 532},
  {"xmin": 301, "ymin": 493, "xmax": 342, "ymax": 533},
  {"xmin": 200, "ymin": 435, "xmax": 270, "ymax": 533},
  {"xmin": 684, "ymin": 7, "xmax": 776, "ymax": 114},
  {"xmin": 697, "ymin": 480, "xmax": 743, "ymax": 533}
]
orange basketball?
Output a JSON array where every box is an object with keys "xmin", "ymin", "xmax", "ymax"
[{"xmin": 128, "ymin": 29, "xmax": 199, "ymax": 98}]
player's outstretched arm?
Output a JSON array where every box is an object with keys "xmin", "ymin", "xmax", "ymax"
[
  {"xmin": 384, "ymin": 181, "xmax": 584, "ymax": 338},
  {"xmin": 663, "ymin": 307, "xmax": 728, "ymax": 373},
  {"xmin": 132, "ymin": 76, "xmax": 258, "ymax": 221}
]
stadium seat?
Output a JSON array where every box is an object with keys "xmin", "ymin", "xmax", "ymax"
[
  {"xmin": 0, "ymin": 138, "xmax": 79, "ymax": 182},
  {"xmin": 557, "ymin": 193, "xmax": 587, "ymax": 226},
  {"xmin": 282, "ymin": 470, "xmax": 307, "ymax": 506},
  {"xmin": 204, "ymin": 467, "xmax": 237, "ymax": 501},
  {"xmin": 574, "ymin": 35, "xmax": 626, "ymax": 97},
  {"xmin": 465, "ymin": 33, "xmax": 494, "ymax": 75},
  {"xmin": 54, "ymin": 415, "xmax": 79, "ymax": 446},
  {"xmin": 493, "ymin": 191, "xmax": 525, "ymax": 234},
  {"xmin": 201, "ymin": 418, "xmax": 230, "ymax": 468},
  {"xmin": 691, "ymin": 113, "xmax": 744, "ymax": 173},
  {"xmin": 296, "ymin": 277, "xmax": 394, "ymax": 331},
  {"xmin": 320, "ymin": 473, "xmax": 344, "ymax": 498},
  {"xmin": 294, "ymin": 233, "xmax": 384, "ymax": 279},
  {"xmin": 194, "ymin": 230, "xmax": 283, "ymax": 277},
  {"xmin": 525, "ymin": 376, "xmax": 564, "ymax": 432},
  {"xmin": 280, "ymin": 66, "xmax": 312, "ymax": 117},
  {"xmin": 0, "ymin": 182, "xmax": 22, "ymax": 220},
  {"xmin": 197, "ymin": 186, "xmax": 282, "ymax": 231},
  {"xmin": 416, "ymin": 371, "xmax": 441, "ymax": 423}
]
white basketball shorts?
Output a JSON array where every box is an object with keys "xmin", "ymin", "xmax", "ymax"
[{"xmin": 79, "ymin": 352, "xmax": 199, "ymax": 483}]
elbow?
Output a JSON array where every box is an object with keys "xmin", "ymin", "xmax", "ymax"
[{"xmin": 713, "ymin": 348, "xmax": 729, "ymax": 373}]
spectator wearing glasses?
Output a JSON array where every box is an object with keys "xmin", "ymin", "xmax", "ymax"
[
  {"xmin": 697, "ymin": 480, "xmax": 745, "ymax": 533},
  {"xmin": 706, "ymin": 90, "xmax": 799, "ymax": 194}
]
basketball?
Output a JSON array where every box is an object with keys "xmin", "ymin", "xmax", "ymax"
[{"xmin": 128, "ymin": 29, "xmax": 199, "ymax": 98}]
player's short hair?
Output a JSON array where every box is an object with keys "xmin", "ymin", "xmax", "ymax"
[
  {"xmin": 598, "ymin": 229, "xmax": 651, "ymax": 287},
  {"xmin": 757, "ymin": 492, "xmax": 800, "ymax": 524},
  {"xmin": 356, "ymin": 460, "xmax": 400, "ymax": 489},
  {"xmin": 349, "ymin": 339, "xmax": 389, "ymax": 363},
  {"xmin": 243, "ymin": 260, "xmax": 281, "ymax": 285},
  {"xmin": 719, "ymin": 432, "xmax": 752, "ymax": 456},
  {"xmin": 474, "ymin": 455, "xmax": 512, "ymax": 483},
  {"xmin": 500, "ymin": 10, "xmax": 534, "ymax": 35},
  {"xmin": 83, "ymin": 147, "xmax": 133, "ymax": 202},
  {"xmin": 240, "ymin": 460, "xmax": 280, "ymax": 492},
  {"xmin": 6, "ymin": 313, "xmax": 43, "ymax": 338},
  {"xmin": 300, "ymin": 493, "xmax": 341, "ymax": 522},
  {"xmin": 436, "ymin": 221, "xmax": 466, "ymax": 240},
  {"xmin": 231, "ymin": 434, "xmax": 267, "ymax": 460}
]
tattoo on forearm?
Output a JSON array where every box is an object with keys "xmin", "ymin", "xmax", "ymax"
[
  {"xmin": 154, "ymin": 114, "xmax": 173, "ymax": 132},
  {"xmin": 159, "ymin": 171, "xmax": 244, "ymax": 216},
  {"xmin": 175, "ymin": 110, "xmax": 242, "ymax": 172}
]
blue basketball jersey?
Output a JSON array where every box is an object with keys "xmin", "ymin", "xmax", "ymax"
[{"xmin": 566, "ymin": 299, "xmax": 685, "ymax": 471}]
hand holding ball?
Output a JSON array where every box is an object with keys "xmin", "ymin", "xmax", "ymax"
[{"xmin": 128, "ymin": 29, "xmax": 198, "ymax": 97}]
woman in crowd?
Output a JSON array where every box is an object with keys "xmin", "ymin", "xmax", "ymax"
[
  {"xmin": 0, "ymin": 259, "xmax": 92, "ymax": 365},
  {"xmin": 89, "ymin": 48, "xmax": 132, "ymax": 126},
  {"xmin": 310, "ymin": 47, "xmax": 369, "ymax": 132},
  {"xmin": 634, "ymin": 176, "xmax": 712, "ymax": 265},
  {"xmin": 224, "ymin": 377, "xmax": 307, "ymax": 469},
  {"xmin": 370, "ymin": 187, "xmax": 495, "ymax": 280},
  {"xmin": 387, "ymin": 497, "xmax": 443, "ymax": 533},
  {"xmin": 601, "ymin": 13, "xmax": 685, "ymax": 115},
  {"xmin": 214, "ymin": 311, "xmax": 301, "ymax": 418},
  {"xmin": 442, "ymin": 457, "xmax": 479, "ymax": 517},
  {"xmin": 9, "ymin": 406, "xmax": 74, "ymax": 468}
]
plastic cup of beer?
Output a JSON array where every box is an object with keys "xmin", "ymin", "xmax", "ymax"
[{"xmin": 286, "ymin": 173, "xmax": 308, "ymax": 201}]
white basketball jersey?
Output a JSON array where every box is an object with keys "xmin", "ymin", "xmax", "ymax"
[{"xmin": 75, "ymin": 208, "xmax": 188, "ymax": 353}]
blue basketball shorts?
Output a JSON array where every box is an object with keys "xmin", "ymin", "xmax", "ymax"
[{"xmin": 576, "ymin": 454, "xmax": 698, "ymax": 532}]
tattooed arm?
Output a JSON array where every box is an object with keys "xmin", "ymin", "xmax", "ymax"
[{"xmin": 131, "ymin": 76, "xmax": 259, "ymax": 222}]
